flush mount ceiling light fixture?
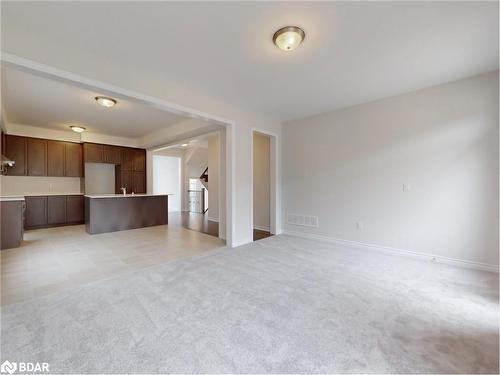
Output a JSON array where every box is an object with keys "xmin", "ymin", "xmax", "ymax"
[
  {"xmin": 273, "ymin": 26, "xmax": 305, "ymax": 51},
  {"xmin": 95, "ymin": 96, "xmax": 117, "ymax": 108},
  {"xmin": 70, "ymin": 126, "xmax": 86, "ymax": 133}
]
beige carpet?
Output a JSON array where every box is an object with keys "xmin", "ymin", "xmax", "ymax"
[{"xmin": 1, "ymin": 235, "xmax": 498, "ymax": 373}]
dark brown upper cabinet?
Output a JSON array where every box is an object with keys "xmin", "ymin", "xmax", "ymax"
[
  {"xmin": 121, "ymin": 148, "xmax": 134, "ymax": 171},
  {"xmin": 104, "ymin": 145, "xmax": 122, "ymax": 164},
  {"xmin": 83, "ymin": 143, "xmax": 104, "ymax": 163},
  {"xmin": 47, "ymin": 140, "xmax": 65, "ymax": 177},
  {"xmin": 120, "ymin": 171, "xmax": 134, "ymax": 192},
  {"xmin": 47, "ymin": 196, "xmax": 67, "ymax": 225},
  {"xmin": 27, "ymin": 138, "xmax": 47, "ymax": 176},
  {"xmin": 0, "ymin": 131, "xmax": 4, "ymax": 156},
  {"xmin": 5, "ymin": 135, "xmax": 84, "ymax": 178},
  {"xmin": 133, "ymin": 172, "xmax": 146, "ymax": 193},
  {"xmin": 4, "ymin": 135, "xmax": 27, "ymax": 175},
  {"xmin": 65, "ymin": 142, "xmax": 83, "ymax": 177},
  {"xmin": 134, "ymin": 149, "xmax": 146, "ymax": 172}
]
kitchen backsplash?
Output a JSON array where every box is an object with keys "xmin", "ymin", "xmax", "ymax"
[{"xmin": 0, "ymin": 175, "xmax": 83, "ymax": 196}]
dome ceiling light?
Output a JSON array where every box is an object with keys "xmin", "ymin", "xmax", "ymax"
[
  {"xmin": 70, "ymin": 126, "xmax": 86, "ymax": 133},
  {"xmin": 95, "ymin": 96, "xmax": 117, "ymax": 108},
  {"xmin": 273, "ymin": 26, "xmax": 305, "ymax": 51}
]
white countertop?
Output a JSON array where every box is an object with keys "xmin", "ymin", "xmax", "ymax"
[
  {"xmin": 84, "ymin": 194, "xmax": 172, "ymax": 199},
  {"xmin": 1, "ymin": 193, "xmax": 83, "ymax": 201},
  {"xmin": 9, "ymin": 193, "xmax": 84, "ymax": 197},
  {"xmin": 0, "ymin": 196, "xmax": 25, "ymax": 202}
]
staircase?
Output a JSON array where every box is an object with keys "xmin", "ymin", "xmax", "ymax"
[{"xmin": 199, "ymin": 167, "xmax": 208, "ymax": 189}]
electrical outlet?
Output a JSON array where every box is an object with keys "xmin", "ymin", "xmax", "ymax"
[
  {"xmin": 403, "ymin": 183, "xmax": 411, "ymax": 192},
  {"xmin": 356, "ymin": 221, "xmax": 364, "ymax": 231}
]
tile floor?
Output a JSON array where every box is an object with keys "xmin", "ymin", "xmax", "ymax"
[
  {"xmin": 1, "ymin": 224, "xmax": 226, "ymax": 306},
  {"xmin": 167, "ymin": 212, "xmax": 272, "ymax": 241},
  {"xmin": 169, "ymin": 211, "xmax": 219, "ymax": 237}
]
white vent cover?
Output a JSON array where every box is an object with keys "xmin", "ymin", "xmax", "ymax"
[{"xmin": 286, "ymin": 214, "xmax": 319, "ymax": 227}]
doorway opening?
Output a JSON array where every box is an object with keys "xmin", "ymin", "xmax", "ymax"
[
  {"xmin": 188, "ymin": 178, "xmax": 207, "ymax": 213},
  {"xmin": 153, "ymin": 154, "xmax": 182, "ymax": 211},
  {"xmin": 151, "ymin": 131, "xmax": 224, "ymax": 239},
  {"xmin": 252, "ymin": 131, "xmax": 273, "ymax": 241}
]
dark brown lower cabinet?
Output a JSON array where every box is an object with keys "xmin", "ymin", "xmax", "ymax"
[
  {"xmin": 25, "ymin": 195, "xmax": 84, "ymax": 229},
  {"xmin": 25, "ymin": 196, "xmax": 47, "ymax": 228},
  {"xmin": 0, "ymin": 200, "xmax": 24, "ymax": 249},
  {"xmin": 47, "ymin": 196, "xmax": 66, "ymax": 225},
  {"xmin": 66, "ymin": 195, "xmax": 84, "ymax": 223}
]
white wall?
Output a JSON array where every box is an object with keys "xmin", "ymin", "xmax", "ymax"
[
  {"xmin": 208, "ymin": 134, "xmax": 219, "ymax": 221},
  {"xmin": 153, "ymin": 155, "xmax": 181, "ymax": 211},
  {"xmin": 148, "ymin": 148, "xmax": 186, "ymax": 210},
  {"xmin": 84, "ymin": 163, "xmax": 115, "ymax": 194},
  {"xmin": 0, "ymin": 175, "xmax": 82, "ymax": 195},
  {"xmin": 253, "ymin": 133, "xmax": 270, "ymax": 231},
  {"xmin": 187, "ymin": 147, "xmax": 208, "ymax": 178},
  {"xmin": 283, "ymin": 71, "xmax": 499, "ymax": 267}
]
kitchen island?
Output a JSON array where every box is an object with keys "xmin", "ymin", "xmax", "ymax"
[{"xmin": 84, "ymin": 194, "xmax": 170, "ymax": 234}]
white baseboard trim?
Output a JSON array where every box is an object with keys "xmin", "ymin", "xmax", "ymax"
[
  {"xmin": 253, "ymin": 225, "xmax": 270, "ymax": 232},
  {"xmin": 231, "ymin": 237, "xmax": 253, "ymax": 248},
  {"xmin": 208, "ymin": 217, "xmax": 219, "ymax": 223},
  {"xmin": 283, "ymin": 230, "xmax": 499, "ymax": 273}
]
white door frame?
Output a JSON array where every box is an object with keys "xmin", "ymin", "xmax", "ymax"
[{"xmin": 251, "ymin": 128, "xmax": 280, "ymax": 236}]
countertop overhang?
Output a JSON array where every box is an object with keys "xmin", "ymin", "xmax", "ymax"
[
  {"xmin": 85, "ymin": 194, "xmax": 172, "ymax": 199},
  {"xmin": 0, "ymin": 196, "xmax": 26, "ymax": 202}
]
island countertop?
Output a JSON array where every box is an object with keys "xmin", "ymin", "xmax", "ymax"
[{"xmin": 84, "ymin": 193, "xmax": 173, "ymax": 199}]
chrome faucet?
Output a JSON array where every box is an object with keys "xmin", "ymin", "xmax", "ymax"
[{"xmin": 120, "ymin": 187, "xmax": 126, "ymax": 195}]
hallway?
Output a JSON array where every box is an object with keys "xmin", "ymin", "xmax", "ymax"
[
  {"xmin": 168, "ymin": 212, "xmax": 272, "ymax": 241},
  {"xmin": 169, "ymin": 212, "xmax": 218, "ymax": 237}
]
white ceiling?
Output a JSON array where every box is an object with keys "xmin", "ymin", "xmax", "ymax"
[
  {"xmin": 1, "ymin": 67, "xmax": 193, "ymax": 138},
  {"xmin": 1, "ymin": 2, "xmax": 498, "ymax": 122},
  {"xmin": 154, "ymin": 133, "xmax": 210, "ymax": 153}
]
